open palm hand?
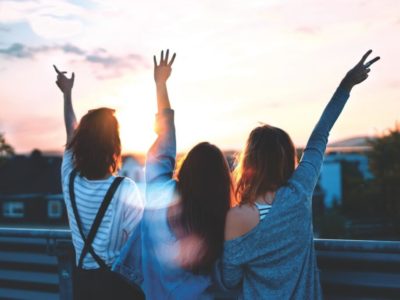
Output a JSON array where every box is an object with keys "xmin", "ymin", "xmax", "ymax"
[{"xmin": 154, "ymin": 49, "xmax": 176, "ymax": 84}]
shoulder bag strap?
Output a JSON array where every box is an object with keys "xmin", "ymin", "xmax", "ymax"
[
  {"xmin": 77, "ymin": 176, "xmax": 124, "ymax": 269},
  {"xmin": 69, "ymin": 169, "xmax": 123, "ymax": 268}
]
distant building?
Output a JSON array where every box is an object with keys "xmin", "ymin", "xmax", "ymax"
[
  {"xmin": 325, "ymin": 152, "xmax": 372, "ymax": 180},
  {"xmin": 319, "ymin": 160, "xmax": 342, "ymax": 208},
  {"xmin": 0, "ymin": 150, "xmax": 66, "ymax": 225},
  {"xmin": 0, "ymin": 150, "xmax": 148, "ymax": 225},
  {"xmin": 0, "ymin": 149, "xmax": 63, "ymax": 195},
  {"xmin": 316, "ymin": 136, "xmax": 374, "ymax": 209},
  {"xmin": 0, "ymin": 193, "xmax": 67, "ymax": 224}
]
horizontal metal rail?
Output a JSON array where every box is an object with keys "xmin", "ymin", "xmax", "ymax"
[
  {"xmin": 1, "ymin": 227, "xmax": 400, "ymax": 300},
  {"xmin": 0, "ymin": 228, "xmax": 71, "ymax": 239},
  {"xmin": 1, "ymin": 227, "xmax": 400, "ymax": 252}
]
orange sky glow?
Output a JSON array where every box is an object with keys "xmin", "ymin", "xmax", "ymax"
[{"xmin": 0, "ymin": 0, "xmax": 399, "ymax": 154}]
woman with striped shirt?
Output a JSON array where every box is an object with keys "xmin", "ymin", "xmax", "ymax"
[{"xmin": 54, "ymin": 65, "xmax": 144, "ymax": 299}]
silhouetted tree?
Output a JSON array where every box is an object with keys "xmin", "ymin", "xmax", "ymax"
[
  {"xmin": 0, "ymin": 133, "xmax": 14, "ymax": 166},
  {"xmin": 314, "ymin": 209, "xmax": 348, "ymax": 239},
  {"xmin": 368, "ymin": 124, "xmax": 400, "ymax": 231},
  {"xmin": 341, "ymin": 160, "xmax": 380, "ymax": 218}
]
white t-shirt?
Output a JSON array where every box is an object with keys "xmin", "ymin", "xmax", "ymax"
[{"xmin": 61, "ymin": 150, "xmax": 143, "ymax": 269}]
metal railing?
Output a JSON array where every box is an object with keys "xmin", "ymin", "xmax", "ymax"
[
  {"xmin": 0, "ymin": 227, "xmax": 400, "ymax": 299},
  {"xmin": 0, "ymin": 228, "xmax": 72, "ymax": 300}
]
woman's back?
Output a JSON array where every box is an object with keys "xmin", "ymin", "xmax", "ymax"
[
  {"xmin": 223, "ymin": 180, "xmax": 320, "ymax": 299},
  {"xmin": 140, "ymin": 50, "xmax": 231, "ymax": 299},
  {"xmin": 222, "ymin": 50, "xmax": 380, "ymax": 299},
  {"xmin": 62, "ymin": 150, "xmax": 143, "ymax": 268},
  {"xmin": 142, "ymin": 109, "xmax": 213, "ymax": 299},
  {"xmin": 222, "ymin": 86, "xmax": 351, "ymax": 299}
]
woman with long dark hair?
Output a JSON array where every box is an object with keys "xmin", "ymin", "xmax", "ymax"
[
  {"xmin": 221, "ymin": 50, "xmax": 380, "ymax": 299},
  {"xmin": 54, "ymin": 66, "xmax": 144, "ymax": 299},
  {"xmin": 138, "ymin": 50, "xmax": 232, "ymax": 299}
]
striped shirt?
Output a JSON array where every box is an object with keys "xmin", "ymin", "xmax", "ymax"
[
  {"xmin": 255, "ymin": 202, "xmax": 272, "ymax": 220},
  {"xmin": 61, "ymin": 150, "xmax": 143, "ymax": 269}
]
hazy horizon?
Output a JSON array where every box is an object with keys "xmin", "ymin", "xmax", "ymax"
[{"xmin": 10, "ymin": 134, "xmax": 376, "ymax": 157}]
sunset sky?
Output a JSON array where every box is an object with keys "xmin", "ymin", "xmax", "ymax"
[{"xmin": 0, "ymin": 0, "xmax": 399, "ymax": 154}]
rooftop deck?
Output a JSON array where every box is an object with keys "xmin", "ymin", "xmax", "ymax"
[{"xmin": 0, "ymin": 227, "xmax": 400, "ymax": 299}]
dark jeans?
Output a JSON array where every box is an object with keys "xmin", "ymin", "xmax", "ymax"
[
  {"xmin": 74, "ymin": 268, "xmax": 114, "ymax": 300},
  {"xmin": 74, "ymin": 267, "xmax": 145, "ymax": 300}
]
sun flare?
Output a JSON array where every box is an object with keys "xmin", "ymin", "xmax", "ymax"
[{"xmin": 113, "ymin": 77, "xmax": 157, "ymax": 154}]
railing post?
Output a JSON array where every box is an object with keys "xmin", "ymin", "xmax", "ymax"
[{"xmin": 53, "ymin": 240, "xmax": 75, "ymax": 300}]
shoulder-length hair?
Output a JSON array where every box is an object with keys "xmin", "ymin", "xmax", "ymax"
[
  {"xmin": 235, "ymin": 124, "xmax": 297, "ymax": 205},
  {"xmin": 174, "ymin": 142, "xmax": 232, "ymax": 274},
  {"xmin": 67, "ymin": 107, "xmax": 121, "ymax": 180}
]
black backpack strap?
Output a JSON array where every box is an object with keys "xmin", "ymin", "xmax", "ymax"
[
  {"xmin": 69, "ymin": 170, "xmax": 107, "ymax": 268},
  {"xmin": 69, "ymin": 169, "xmax": 124, "ymax": 269},
  {"xmin": 77, "ymin": 176, "xmax": 124, "ymax": 269}
]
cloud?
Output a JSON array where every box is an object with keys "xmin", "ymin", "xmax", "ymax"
[
  {"xmin": 0, "ymin": 42, "xmax": 145, "ymax": 77},
  {"xmin": 83, "ymin": 50, "xmax": 146, "ymax": 79},
  {"xmin": 1, "ymin": 0, "xmax": 86, "ymax": 39},
  {"xmin": 0, "ymin": 43, "xmax": 36, "ymax": 58},
  {"xmin": 60, "ymin": 43, "xmax": 86, "ymax": 55},
  {"xmin": 86, "ymin": 53, "xmax": 119, "ymax": 67},
  {"xmin": 0, "ymin": 43, "xmax": 44, "ymax": 58},
  {"xmin": 0, "ymin": 26, "xmax": 10, "ymax": 32},
  {"xmin": 295, "ymin": 26, "xmax": 319, "ymax": 35}
]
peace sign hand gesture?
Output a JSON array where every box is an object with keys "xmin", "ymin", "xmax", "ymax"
[
  {"xmin": 153, "ymin": 49, "xmax": 176, "ymax": 85},
  {"xmin": 53, "ymin": 65, "xmax": 75, "ymax": 94},
  {"xmin": 340, "ymin": 50, "xmax": 380, "ymax": 92}
]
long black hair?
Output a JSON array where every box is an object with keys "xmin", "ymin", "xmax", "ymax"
[{"xmin": 173, "ymin": 142, "xmax": 232, "ymax": 274}]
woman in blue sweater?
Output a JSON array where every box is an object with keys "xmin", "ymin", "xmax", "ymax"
[
  {"xmin": 140, "ymin": 50, "xmax": 233, "ymax": 299},
  {"xmin": 221, "ymin": 50, "xmax": 380, "ymax": 299}
]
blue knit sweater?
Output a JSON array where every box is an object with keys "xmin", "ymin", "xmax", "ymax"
[{"xmin": 220, "ymin": 87, "xmax": 350, "ymax": 299}]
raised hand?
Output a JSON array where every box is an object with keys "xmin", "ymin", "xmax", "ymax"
[
  {"xmin": 153, "ymin": 49, "xmax": 176, "ymax": 84},
  {"xmin": 54, "ymin": 65, "xmax": 75, "ymax": 94},
  {"xmin": 53, "ymin": 64, "xmax": 77, "ymax": 143},
  {"xmin": 340, "ymin": 50, "xmax": 380, "ymax": 92}
]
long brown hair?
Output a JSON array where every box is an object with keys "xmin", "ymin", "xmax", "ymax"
[
  {"xmin": 173, "ymin": 142, "xmax": 232, "ymax": 274},
  {"xmin": 67, "ymin": 108, "xmax": 121, "ymax": 180},
  {"xmin": 235, "ymin": 125, "xmax": 297, "ymax": 205}
]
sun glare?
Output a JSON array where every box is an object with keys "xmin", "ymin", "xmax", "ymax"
[
  {"xmin": 116, "ymin": 107, "xmax": 155, "ymax": 154},
  {"xmin": 113, "ymin": 77, "xmax": 157, "ymax": 154}
]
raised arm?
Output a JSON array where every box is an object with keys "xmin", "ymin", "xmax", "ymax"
[
  {"xmin": 53, "ymin": 65, "xmax": 77, "ymax": 145},
  {"xmin": 145, "ymin": 50, "xmax": 177, "ymax": 185},
  {"xmin": 291, "ymin": 50, "xmax": 380, "ymax": 194}
]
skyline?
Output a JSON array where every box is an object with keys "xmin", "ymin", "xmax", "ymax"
[{"xmin": 1, "ymin": 0, "xmax": 400, "ymax": 154}]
